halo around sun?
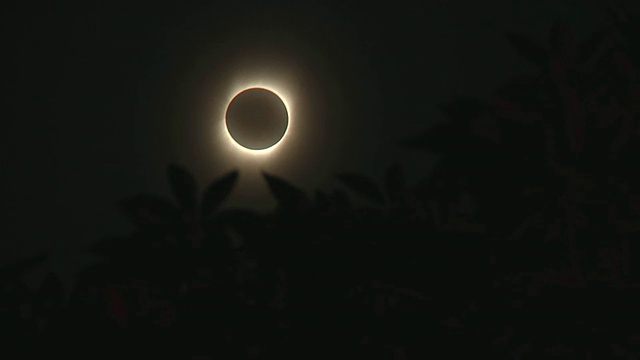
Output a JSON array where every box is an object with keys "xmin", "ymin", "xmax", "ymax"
[
  {"xmin": 221, "ymin": 81, "xmax": 293, "ymax": 156},
  {"xmin": 225, "ymin": 87, "xmax": 289, "ymax": 151}
]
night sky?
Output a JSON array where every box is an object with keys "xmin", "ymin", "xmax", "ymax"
[{"xmin": 2, "ymin": 0, "xmax": 610, "ymax": 266}]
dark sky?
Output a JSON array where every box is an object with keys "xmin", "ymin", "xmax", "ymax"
[{"xmin": 2, "ymin": 1, "xmax": 609, "ymax": 266}]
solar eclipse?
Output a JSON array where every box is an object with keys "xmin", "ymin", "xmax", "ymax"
[{"xmin": 224, "ymin": 87, "xmax": 290, "ymax": 152}]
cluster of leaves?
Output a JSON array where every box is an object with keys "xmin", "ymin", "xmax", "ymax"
[
  {"xmin": 3, "ymin": 4, "xmax": 640, "ymax": 359},
  {"xmin": 403, "ymin": 3, "xmax": 640, "ymax": 356}
]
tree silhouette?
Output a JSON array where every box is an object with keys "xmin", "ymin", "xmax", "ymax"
[
  {"xmin": 3, "ymin": 3, "xmax": 640, "ymax": 358},
  {"xmin": 403, "ymin": 5, "xmax": 640, "ymax": 357}
]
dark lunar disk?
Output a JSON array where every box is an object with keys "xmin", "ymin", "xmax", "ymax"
[{"xmin": 225, "ymin": 88, "xmax": 289, "ymax": 150}]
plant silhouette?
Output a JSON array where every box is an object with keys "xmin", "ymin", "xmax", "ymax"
[{"xmin": 3, "ymin": 3, "xmax": 640, "ymax": 358}]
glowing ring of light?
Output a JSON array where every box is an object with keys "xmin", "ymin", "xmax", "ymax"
[
  {"xmin": 222, "ymin": 83, "xmax": 293, "ymax": 156},
  {"xmin": 225, "ymin": 87, "xmax": 288, "ymax": 151}
]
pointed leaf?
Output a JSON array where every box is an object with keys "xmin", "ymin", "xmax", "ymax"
[
  {"xmin": 263, "ymin": 172, "xmax": 309, "ymax": 211},
  {"xmin": 0, "ymin": 252, "xmax": 48, "ymax": 280},
  {"xmin": 577, "ymin": 28, "xmax": 613, "ymax": 64},
  {"xmin": 492, "ymin": 74, "xmax": 551, "ymax": 112},
  {"xmin": 402, "ymin": 120, "xmax": 467, "ymax": 152},
  {"xmin": 216, "ymin": 208, "xmax": 263, "ymax": 228},
  {"xmin": 118, "ymin": 195, "xmax": 179, "ymax": 229},
  {"xmin": 215, "ymin": 208, "xmax": 264, "ymax": 248},
  {"xmin": 505, "ymin": 31, "xmax": 549, "ymax": 69},
  {"xmin": 333, "ymin": 189, "xmax": 351, "ymax": 212},
  {"xmin": 201, "ymin": 170, "xmax": 239, "ymax": 218},
  {"xmin": 607, "ymin": 4, "xmax": 640, "ymax": 67},
  {"xmin": 38, "ymin": 273, "xmax": 65, "ymax": 304},
  {"xmin": 438, "ymin": 97, "xmax": 489, "ymax": 123},
  {"xmin": 314, "ymin": 190, "xmax": 330, "ymax": 206},
  {"xmin": 384, "ymin": 163, "xmax": 406, "ymax": 202},
  {"xmin": 549, "ymin": 20, "xmax": 578, "ymax": 63},
  {"xmin": 403, "ymin": 97, "xmax": 489, "ymax": 152},
  {"xmin": 167, "ymin": 164, "xmax": 197, "ymax": 212},
  {"xmin": 607, "ymin": 2, "xmax": 640, "ymax": 43},
  {"xmin": 90, "ymin": 237, "xmax": 137, "ymax": 259},
  {"xmin": 314, "ymin": 190, "xmax": 335, "ymax": 216},
  {"xmin": 336, "ymin": 173, "xmax": 385, "ymax": 205}
]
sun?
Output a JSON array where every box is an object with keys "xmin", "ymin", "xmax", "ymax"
[
  {"xmin": 220, "ymin": 80, "xmax": 293, "ymax": 157},
  {"xmin": 225, "ymin": 87, "xmax": 289, "ymax": 151}
]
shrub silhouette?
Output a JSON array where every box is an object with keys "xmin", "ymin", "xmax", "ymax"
[
  {"xmin": 3, "ymin": 3, "xmax": 640, "ymax": 358},
  {"xmin": 403, "ymin": 5, "xmax": 640, "ymax": 357}
]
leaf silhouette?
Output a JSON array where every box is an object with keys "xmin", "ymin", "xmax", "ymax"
[
  {"xmin": 576, "ymin": 28, "xmax": 613, "ymax": 65},
  {"xmin": 402, "ymin": 97, "xmax": 489, "ymax": 152},
  {"xmin": 118, "ymin": 195, "xmax": 179, "ymax": 229},
  {"xmin": 38, "ymin": 273, "xmax": 65, "ymax": 306},
  {"xmin": 200, "ymin": 170, "xmax": 239, "ymax": 219},
  {"xmin": 384, "ymin": 163, "xmax": 405, "ymax": 202},
  {"xmin": 493, "ymin": 74, "xmax": 547, "ymax": 106},
  {"xmin": 607, "ymin": 2, "xmax": 640, "ymax": 42},
  {"xmin": 607, "ymin": 3, "xmax": 640, "ymax": 67},
  {"xmin": 505, "ymin": 31, "xmax": 549, "ymax": 69},
  {"xmin": 402, "ymin": 121, "xmax": 465, "ymax": 152},
  {"xmin": 549, "ymin": 20, "xmax": 578, "ymax": 62},
  {"xmin": 336, "ymin": 173, "xmax": 385, "ymax": 205},
  {"xmin": 333, "ymin": 189, "xmax": 351, "ymax": 212},
  {"xmin": 438, "ymin": 97, "xmax": 488, "ymax": 124},
  {"xmin": 216, "ymin": 208, "xmax": 264, "ymax": 249},
  {"xmin": 90, "ymin": 237, "xmax": 133, "ymax": 259},
  {"xmin": 167, "ymin": 164, "xmax": 197, "ymax": 212},
  {"xmin": 0, "ymin": 252, "xmax": 48, "ymax": 280},
  {"xmin": 314, "ymin": 190, "xmax": 330, "ymax": 206},
  {"xmin": 263, "ymin": 172, "xmax": 309, "ymax": 211}
]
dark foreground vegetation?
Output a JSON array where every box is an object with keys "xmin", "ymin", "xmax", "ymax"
[{"xmin": 3, "ymin": 4, "xmax": 640, "ymax": 359}]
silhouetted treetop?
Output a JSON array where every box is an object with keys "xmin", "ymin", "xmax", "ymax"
[
  {"xmin": 167, "ymin": 163, "xmax": 198, "ymax": 214},
  {"xmin": 262, "ymin": 172, "xmax": 310, "ymax": 214},
  {"xmin": 200, "ymin": 169, "xmax": 239, "ymax": 220},
  {"xmin": 336, "ymin": 173, "xmax": 386, "ymax": 206},
  {"xmin": 505, "ymin": 31, "xmax": 549, "ymax": 69}
]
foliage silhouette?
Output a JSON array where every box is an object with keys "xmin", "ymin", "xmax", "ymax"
[
  {"xmin": 400, "ymin": 5, "xmax": 640, "ymax": 356},
  {"xmin": 383, "ymin": 163, "xmax": 405, "ymax": 204},
  {"xmin": 505, "ymin": 31, "xmax": 549, "ymax": 69},
  {"xmin": 167, "ymin": 163, "xmax": 198, "ymax": 214},
  {"xmin": 3, "ymin": 3, "xmax": 640, "ymax": 358},
  {"xmin": 200, "ymin": 170, "xmax": 239, "ymax": 220},
  {"xmin": 262, "ymin": 171, "xmax": 310, "ymax": 214},
  {"xmin": 336, "ymin": 172, "xmax": 386, "ymax": 205},
  {"xmin": 118, "ymin": 195, "xmax": 180, "ymax": 231}
]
